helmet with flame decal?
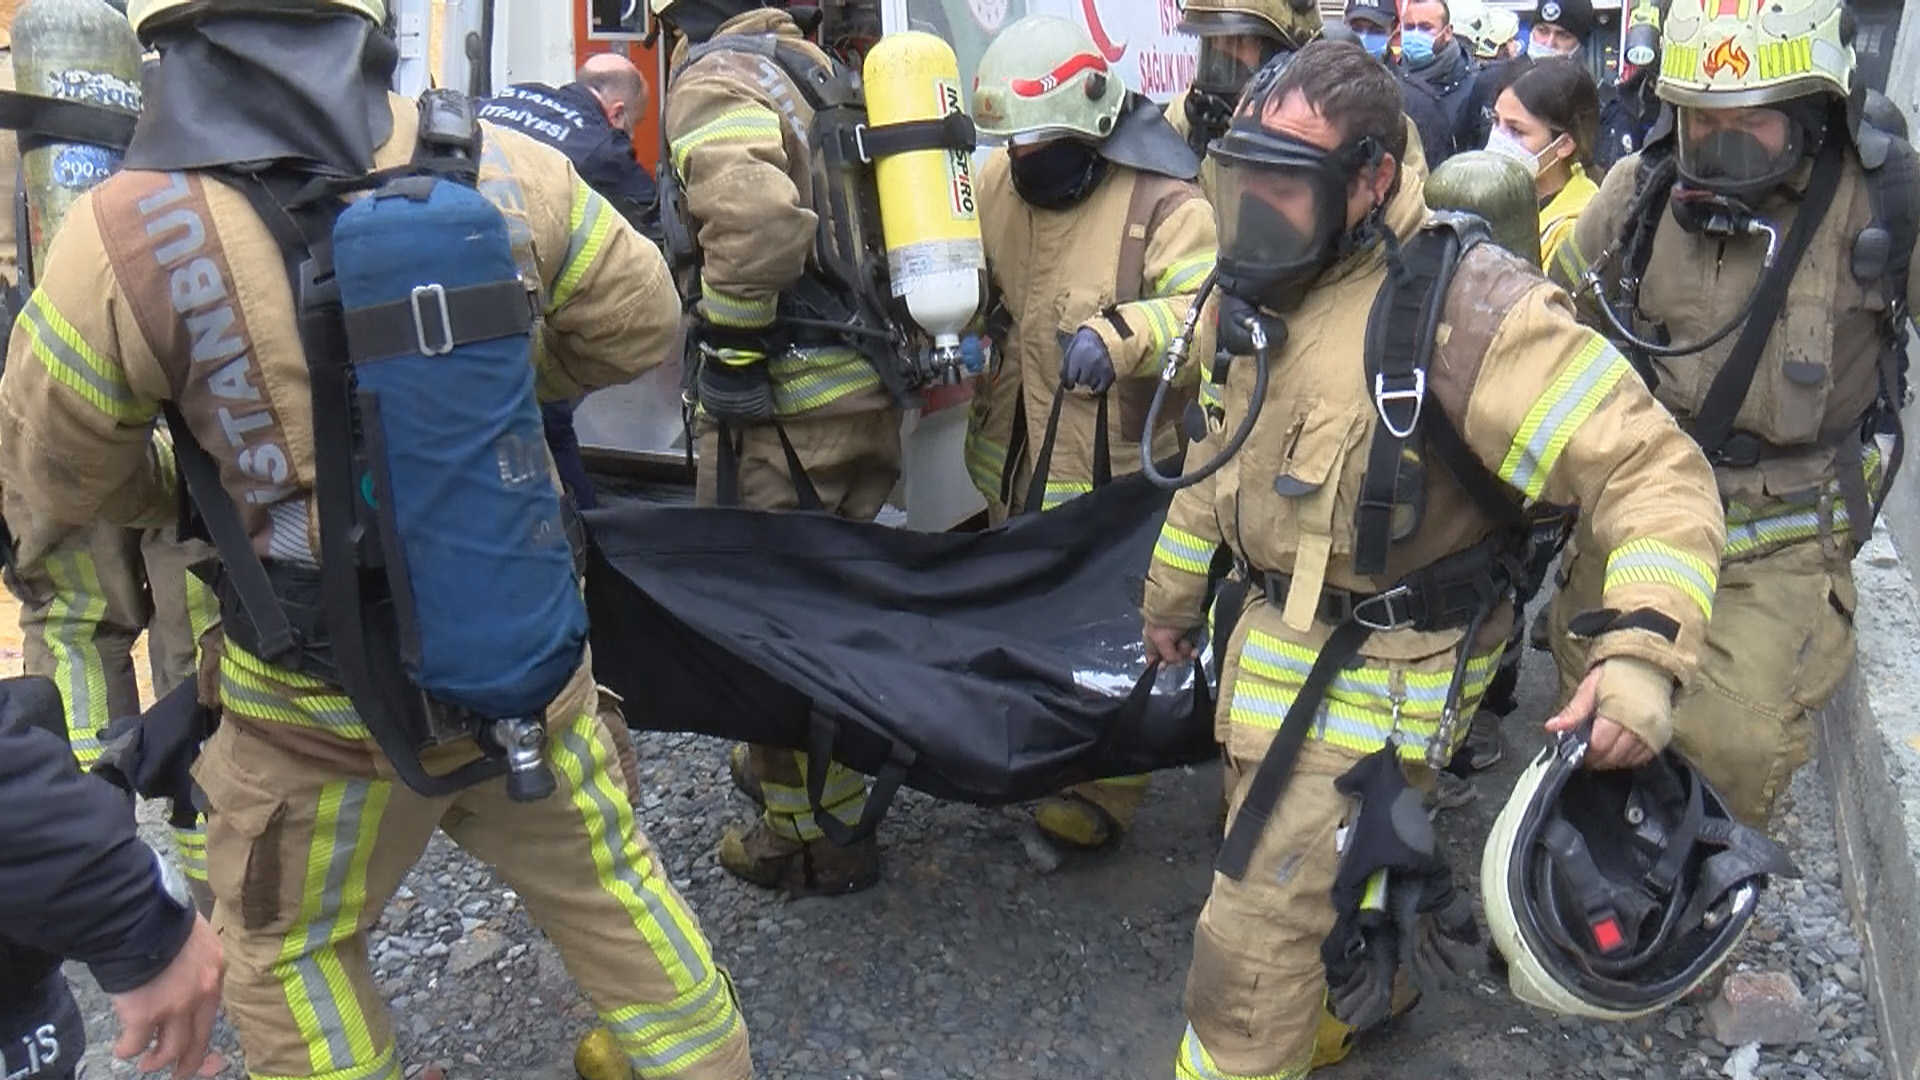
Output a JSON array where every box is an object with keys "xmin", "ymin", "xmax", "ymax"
[
  {"xmin": 1655, "ymin": 0, "xmax": 1851, "ymax": 110},
  {"xmin": 971, "ymin": 13, "xmax": 1128, "ymax": 145}
]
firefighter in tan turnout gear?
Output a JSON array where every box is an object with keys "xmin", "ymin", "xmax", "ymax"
[
  {"xmin": 0, "ymin": 0, "xmax": 219, "ymax": 905},
  {"xmin": 965, "ymin": 14, "xmax": 1216, "ymax": 851},
  {"xmin": 1549, "ymin": 0, "xmax": 1918, "ymax": 829},
  {"xmin": 1165, "ymin": 0, "xmax": 1325, "ymax": 191},
  {"xmin": 654, "ymin": 0, "xmax": 918, "ymax": 896},
  {"xmin": 0, "ymin": 0, "xmax": 753, "ymax": 1076},
  {"xmin": 1142, "ymin": 41, "xmax": 1725, "ymax": 1079}
]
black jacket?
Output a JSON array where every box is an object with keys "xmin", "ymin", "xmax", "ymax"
[
  {"xmin": 0, "ymin": 677, "xmax": 194, "ymax": 1008},
  {"xmin": 1401, "ymin": 41, "xmax": 1481, "ymax": 165},
  {"xmin": 478, "ymin": 82, "xmax": 661, "ymax": 241}
]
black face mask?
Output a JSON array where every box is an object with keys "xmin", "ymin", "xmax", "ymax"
[
  {"xmin": 1009, "ymin": 140, "xmax": 1109, "ymax": 210},
  {"xmin": 1218, "ymin": 191, "xmax": 1342, "ymax": 313}
]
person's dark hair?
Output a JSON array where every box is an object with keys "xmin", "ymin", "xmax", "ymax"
[
  {"xmin": 1507, "ymin": 56, "xmax": 1599, "ymax": 168},
  {"xmin": 1261, "ymin": 39, "xmax": 1409, "ymax": 165},
  {"xmin": 1478, "ymin": 54, "xmax": 1535, "ymax": 106},
  {"xmin": 1406, "ymin": 0, "xmax": 1451, "ymax": 24}
]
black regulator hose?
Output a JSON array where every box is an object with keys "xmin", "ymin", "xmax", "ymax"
[
  {"xmin": 1584, "ymin": 219, "xmax": 1776, "ymax": 359},
  {"xmin": 1141, "ymin": 272, "xmax": 1272, "ymax": 491}
]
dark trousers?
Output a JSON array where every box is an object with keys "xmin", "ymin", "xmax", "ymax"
[{"xmin": 543, "ymin": 399, "xmax": 597, "ymax": 511}]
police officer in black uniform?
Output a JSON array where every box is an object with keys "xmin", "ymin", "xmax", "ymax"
[{"xmin": 0, "ymin": 676, "xmax": 225, "ymax": 1079}]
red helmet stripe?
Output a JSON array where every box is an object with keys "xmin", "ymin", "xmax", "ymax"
[{"xmin": 1009, "ymin": 52, "xmax": 1109, "ymax": 98}]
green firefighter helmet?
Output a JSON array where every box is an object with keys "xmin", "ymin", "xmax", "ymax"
[
  {"xmin": 1655, "ymin": 0, "xmax": 1852, "ymax": 110},
  {"xmin": 127, "ymin": 0, "xmax": 385, "ymax": 41},
  {"xmin": 1179, "ymin": 0, "xmax": 1323, "ymax": 49},
  {"xmin": 972, "ymin": 14, "xmax": 1128, "ymax": 145}
]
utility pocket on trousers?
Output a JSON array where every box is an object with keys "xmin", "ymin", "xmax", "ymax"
[{"xmin": 192, "ymin": 724, "xmax": 292, "ymax": 934}]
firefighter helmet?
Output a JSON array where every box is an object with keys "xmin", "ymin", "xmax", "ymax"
[
  {"xmin": 1179, "ymin": 0, "xmax": 1322, "ymax": 49},
  {"xmin": 1655, "ymin": 0, "xmax": 1852, "ymax": 110},
  {"xmin": 1457, "ymin": 3, "xmax": 1521, "ymax": 60},
  {"xmin": 972, "ymin": 14, "xmax": 1128, "ymax": 145},
  {"xmin": 127, "ymin": 0, "xmax": 384, "ymax": 40},
  {"xmin": 1482, "ymin": 732, "xmax": 1798, "ymax": 1020}
]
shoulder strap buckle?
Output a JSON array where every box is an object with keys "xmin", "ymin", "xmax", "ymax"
[{"xmin": 1373, "ymin": 369, "xmax": 1426, "ymax": 439}]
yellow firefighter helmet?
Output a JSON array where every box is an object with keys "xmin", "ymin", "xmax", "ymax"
[
  {"xmin": 127, "ymin": 0, "xmax": 385, "ymax": 41},
  {"xmin": 1655, "ymin": 0, "xmax": 1852, "ymax": 110},
  {"xmin": 972, "ymin": 14, "xmax": 1127, "ymax": 145}
]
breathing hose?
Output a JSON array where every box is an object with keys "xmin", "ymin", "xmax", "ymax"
[
  {"xmin": 1583, "ymin": 215, "xmax": 1778, "ymax": 360},
  {"xmin": 1140, "ymin": 271, "xmax": 1273, "ymax": 490}
]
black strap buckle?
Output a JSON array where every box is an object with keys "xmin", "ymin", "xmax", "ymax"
[
  {"xmin": 410, "ymin": 284, "xmax": 455, "ymax": 356},
  {"xmin": 1709, "ymin": 430, "xmax": 1764, "ymax": 469},
  {"xmin": 1347, "ymin": 584, "xmax": 1416, "ymax": 631}
]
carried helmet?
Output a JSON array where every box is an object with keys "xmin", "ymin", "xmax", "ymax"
[
  {"xmin": 1656, "ymin": 0, "xmax": 1851, "ymax": 110},
  {"xmin": 972, "ymin": 14, "xmax": 1127, "ymax": 145},
  {"xmin": 127, "ymin": 0, "xmax": 384, "ymax": 41},
  {"xmin": 1459, "ymin": 4, "xmax": 1520, "ymax": 60},
  {"xmin": 1482, "ymin": 733, "xmax": 1798, "ymax": 1020}
]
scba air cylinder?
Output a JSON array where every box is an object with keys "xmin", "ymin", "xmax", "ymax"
[
  {"xmin": 862, "ymin": 31, "xmax": 986, "ymax": 382},
  {"xmin": 13, "ymin": 0, "xmax": 144, "ymax": 276}
]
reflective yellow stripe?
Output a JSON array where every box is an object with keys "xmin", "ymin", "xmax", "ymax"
[
  {"xmin": 220, "ymin": 644, "xmax": 370, "ymax": 739},
  {"xmin": 141, "ymin": 426, "xmax": 182, "ymax": 528},
  {"xmin": 760, "ymin": 752, "xmax": 867, "ymax": 842},
  {"xmin": 1153, "ymin": 252, "xmax": 1215, "ymax": 297},
  {"xmin": 1550, "ymin": 228, "xmax": 1589, "ymax": 289},
  {"xmin": 173, "ymin": 823, "xmax": 208, "ymax": 883},
  {"xmin": 1722, "ymin": 444, "xmax": 1882, "ymax": 560},
  {"xmin": 1499, "ymin": 334, "xmax": 1630, "ymax": 500},
  {"xmin": 41, "ymin": 549, "xmax": 112, "ymax": 766},
  {"xmin": 1177, "ymin": 1024, "xmax": 1308, "ymax": 1080},
  {"xmin": 1042, "ymin": 480, "xmax": 1094, "ymax": 510},
  {"xmin": 551, "ymin": 178, "xmax": 616, "ymax": 311},
  {"xmin": 1604, "ymin": 538, "xmax": 1716, "ymax": 619},
  {"xmin": 1154, "ymin": 523, "xmax": 1215, "ymax": 576},
  {"xmin": 965, "ymin": 433, "xmax": 1006, "ymax": 498},
  {"xmin": 1199, "ymin": 381, "xmax": 1223, "ymax": 410},
  {"xmin": 1229, "ymin": 629, "xmax": 1500, "ymax": 761},
  {"xmin": 602, "ymin": 973, "xmax": 745, "ymax": 1076},
  {"xmin": 670, "ymin": 106, "xmax": 783, "ymax": 175},
  {"xmin": 21, "ymin": 293, "xmax": 154, "ymax": 424},
  {"xmin": 253, "ymin": 1044, "xmax": 403, "ymax": 1080},
  {"xmin": 699, "ymin": 276, "xmax": 777, "ymax": 328},
  {"xmin": 186, "ymin": 571, "xmax": 219, "ymax": 640},
  {"xmin": 769, "ymin": 348, "xmax": 881, "ymax": 413},
  {"xmin": 275, "ymin": 778, "xmax": 389, "ymax": 1073},
  {"xmin": 1129, "ymin": 297, "xmax": 1184, "ymax": 352},
  {"xmin": 550, "ymin": 715, "xmax": 714, "ymax": 996}
]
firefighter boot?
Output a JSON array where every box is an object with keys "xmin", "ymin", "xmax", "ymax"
[
  {"xmin": 726, "ymin": 743, "xmax": 765, "ymax": 807},
  {"xmin": 1034, "ymin": 776, "xmax": 1146, "ymax": 850},
  {"xmin": 718, "ymin": 821, "xmax": 880, "ymax": 897},
  {"xmin": 574, "ymin": 1026, "xmax": 629, "ymax": 1080}
]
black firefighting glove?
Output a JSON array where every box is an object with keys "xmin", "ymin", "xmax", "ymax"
[
  {"xmin": 1325, "ymin": 876, "xmax": 1402, "ymax": 1033},
  {"xmin": 1393, "ymin": 880, "xmax": 1483, "ymax": 994},
  {"xmin": 697, "ymin": 351, "xmax": 776, "ymax": 426}
]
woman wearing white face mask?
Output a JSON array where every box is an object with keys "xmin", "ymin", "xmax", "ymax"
[{"xmin": 1485, "ymin": 57, "xmax": 1600, "ymax": 271}]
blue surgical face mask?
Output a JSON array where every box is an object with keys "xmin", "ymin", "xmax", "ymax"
[
  {"xmin": 1358, "ymin": 29, "xmax": 1390, "ymax": 58},
  {"xmin": 1400, "ymin": 29, "xmax": 1438, "ymax": 64}
]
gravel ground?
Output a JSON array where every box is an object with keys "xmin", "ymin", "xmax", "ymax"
[{"xmin": 45, "ymin": 609, "xmax": 1889, "ymax": 1080}]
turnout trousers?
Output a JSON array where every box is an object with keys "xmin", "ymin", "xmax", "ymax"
[{"xmin": 694, "ymin": 408, "xmax": 902, "ymax": 842}]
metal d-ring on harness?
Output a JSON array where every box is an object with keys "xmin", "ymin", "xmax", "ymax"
[{"xmin": 1138, "ymin": 270, "xmax": 1276, "ymax": 491}]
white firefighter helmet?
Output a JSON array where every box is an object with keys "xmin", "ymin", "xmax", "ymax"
[
  {"xmin": 127, "ymin": 0, "xmax": 385, "ymax": 40},
  {"xmin": 1458, "ymin": 3, "xmax": 1521, "ymax": 60},
  {"xmin": 1482, "ymin": 732, "xmax": 1798, "ymax": 1020},
  {"xmin": 1655, "ymin": 0, "xmax": 1852, "ymax": 110},
  {"xmin": 972, "ymin": 14, "xmax": 1128, "ymax": 145}
]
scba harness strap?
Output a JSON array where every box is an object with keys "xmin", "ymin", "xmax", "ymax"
[
  {"xmin": 1216, "ymin": 217, "xmax": 1529, "ymax": 882},
  {"xmin": 168, "ymin": 90, "xmax": 568, "ymax": 800}
]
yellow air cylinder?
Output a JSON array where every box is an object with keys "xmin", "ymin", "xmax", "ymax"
[{"xmin": 862, "ymin": 31, "xmax": 986, "ymax": 377}]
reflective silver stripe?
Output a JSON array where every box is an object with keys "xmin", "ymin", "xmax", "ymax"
[
  {"xmin": 555, "ymin": 727, "xmax": 710, "ymax": 981},
  {"xmin": 287, "ymin": 781, "xmax": 379, "ymax": 1067}
]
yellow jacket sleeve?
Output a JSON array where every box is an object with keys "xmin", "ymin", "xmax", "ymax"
[
  {"xmin": 0, "ymin": 193, "xmax": 173, "ymax": 531},
  {"xmin": 1463, "ymin": 279, "xmax": 1725, "ymax": 749},
  {"xmin": 1089, "ymin": 195, "xmax": 1218, "ymax": 378},
  {"xmin": 664, "ymin": 66, "xmax": 816, "ymax": 332}
]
